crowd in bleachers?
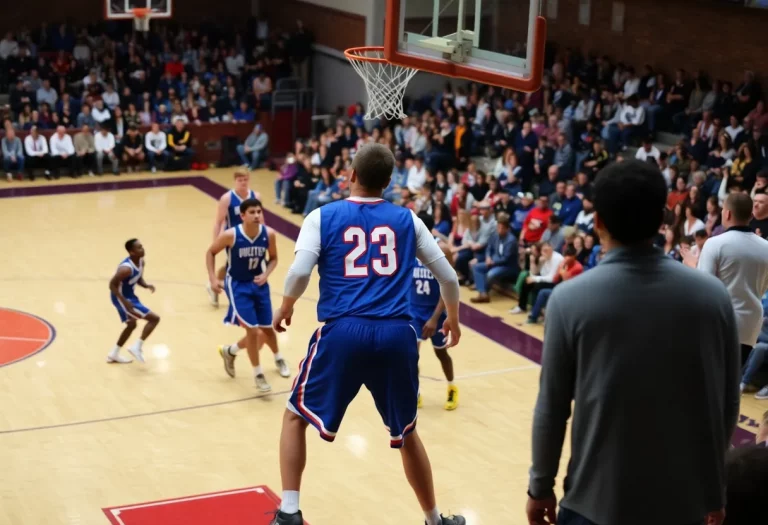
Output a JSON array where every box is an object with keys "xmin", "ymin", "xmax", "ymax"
[{"xmin": 0, "ymin": 18, "xmax": 311, "ymax": 178}]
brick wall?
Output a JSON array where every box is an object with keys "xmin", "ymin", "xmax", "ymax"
[{"xmin": 498, "ymin": 0, "xmax": 768, "ymax": 84}]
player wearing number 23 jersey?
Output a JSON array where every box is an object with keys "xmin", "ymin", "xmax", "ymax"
[{"xmin": 270, "ymin": 144, "xmax": 464, "ymax": 525}]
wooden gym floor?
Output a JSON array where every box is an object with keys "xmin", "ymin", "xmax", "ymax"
[{"xmin": 0, "ymin": 169, "xmax": 760, "ymax": 525}]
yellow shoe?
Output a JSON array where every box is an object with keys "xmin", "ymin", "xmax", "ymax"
[
  {"xmin": 417, "ymin": 393, "xmax": 423, "ymax": 408},
  {"xmin": 444, "ymin": 384, "xmax": 459, "ymax": 411}
]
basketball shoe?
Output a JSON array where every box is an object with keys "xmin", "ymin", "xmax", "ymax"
[
  {"xmin": 434, "ymin": 515, "xmax": 466, "ymax": 525},
  {"xmin": 255, "ymin": 373, "xmax": 272, "ymax": 392},
  {"xmin": 269, "ymin": 510, "xmax": 303, "ymax": 525},
  {"xmin": 218, "ymin": 345, "xmax": 236, "ymax": 378},
  {"xmin": 444, "ymin": 385, "xmax": 459, "ymax": 411}
]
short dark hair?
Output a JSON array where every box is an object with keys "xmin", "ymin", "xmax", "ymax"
[
  {"xmin": 417, "ymin": 212, "xmax": 434, "ymax": 231},
  {"xmin": 725, "ymin": 446, "xmax": 768, "ymax": 525},
  {"xmin": 564, "ymin": 245, "xmax": 577, "ymax": 257},
  {"xmin": 239, "ymin": 198, "xmax": 263, "ymax": 213},
  {"xmin": 124, "ymin": 238, "xmax": 139, "ymax": 252},
  {"xmin": 725, "ymin": 193, "xmax": 753, "ymax": 224},
  {"xmin": 351, "ymin": 143, "xmax": 395, "ymax": 190},
  {"xmin": 694, "ymin": 229, "xmax": 708, "ymax": 239},
  {"xmin": 550, "ymin": 214, "xmax": 563, "ymax": 225},
  {"xmin": 593, "ymin": 159, "xmax": 667, "ymax": 245}
]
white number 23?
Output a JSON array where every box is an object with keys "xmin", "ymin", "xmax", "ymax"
[{"xmin": 344, "ymin": 226, "xmax": 397, "ymax": 277}]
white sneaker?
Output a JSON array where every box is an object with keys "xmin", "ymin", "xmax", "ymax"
[
  {"xmin": 756, "ymin": 386, "xmax": 768, "ymax": 400},
  {"xmin": 88, "ymin": 171, "xmax": 94, "ymax": 177},
  {"xmin": 151, "ymin": 167, "xmax": 157, "ymax": 173},
  {"xmin": 276, "ymin": 358, "xmax": 290, "ymax": 378},
  {"xmin": 6, "ymin": 172, "xmax": 11, "ymax": 181},
  {"xmin": 128, "ymin": 345, "xmax": 145, "ymax": 364},
  {"xmin": 218, "ymin": 345, "xmax": 236, "ymax": 378},
  {"xmin": 509, "ymin": 306, "xmax": 524, "ymax": 314},
  {"xmin": 106, "ymin": 353, "xmax": 133, "ymax": 364},
  {"xmin": 206, "ymin": 283, "xmax": 220, "ymax": 307},
  {"xmin": 255, "ymin": 373, "xmax": 272, "ymax": 392}
]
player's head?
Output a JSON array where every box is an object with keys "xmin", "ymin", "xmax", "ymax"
[
  {"xmin": 233, "ymin": 168, "xmax": 250, "ymax": 191},
  {"xmin": 124, "ymin": 238, "xmax": 144, "ymax": 257},
  {"xmin": 722, "ymin": 193, "xmax": 753, "ymax": 228},
  {"xmin": 417, "ymin": 212, "xmax": 435, "ymax": 232},
  {"xmin": 593, "ymin": 159, "xmax": 667, "ymax": 247},
  {"xmin": 239, "ymin": 198, "xmax": 263, "ymax": 224},
  {"xmin": 349, "ymin": 143, "xmax": 395, "ymax": 194}
]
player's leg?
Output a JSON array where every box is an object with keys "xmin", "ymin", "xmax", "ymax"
[
  {"xmin": 127, "ymin": 310, "xmax": 160, "ymax": 364},
  {"xmin": 255, "ymin": 285, "xmax": 290, "ymax": 378},
  {"xmin": 273, "ymin": 323, "xmax": 364, "ymax": 524},
  {"xmin": 365, "ymin": 321, "xmax": 465, "ymax": 525},
  {"xmin": 431, "ymin": 313, "xmax": 458, "ymax": 411},
  {"xmin": 107, "ymin": 319, "xmax": 137, "ymax": 364}
]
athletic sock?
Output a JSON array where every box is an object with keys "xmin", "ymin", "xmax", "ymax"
[
  {"xmin": 109, "ymin": 345, "xmax": 121, "ymax": 357},
  {"xmin": 253, "ymin": 365, "xmax": 264, "ymax": 377},
  {"xmin": 425, "ymin": 507, "xmax": 442, "ymax": 525},
  {"xmin": 447, "ymin": 381, "xmax": 454, "ymax": 387},
  {"xmin": 227, "ymin": 343, "xmax": 241, "ymax": 356},
  {"xmin": 273, "ymin": 351, "xmax": 284, "ymax": 361},
  {"xmin": 280, "ymin": 490, "xmax": 300, "ymax": 514},
  {"xmin": 132, "ymin": 339, "xmax": 144, "ymax": 350}
]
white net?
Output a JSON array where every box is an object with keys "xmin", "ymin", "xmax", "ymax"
[
  {"xmin": 345, "ymin": 48, "xmax": 418, "ymax": 121},
  {"xmin": 133, "ymin": 11, "xmax": 151, "ymax": 32}
]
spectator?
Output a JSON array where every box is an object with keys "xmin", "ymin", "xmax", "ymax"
[
  {"xmin": 553, "ymin": 133, "xmax": 574, "ymax": 179},
  {"xmin": 289, "ymin": 158, "xmax": 319, "ymax": 214},
  {"xmin": 454, "ymin": 203, "xmax": 496, "ymax": 282},
  {"xmin": 144, "ymin": 122, "xmax": 168, "ymax": 173},
  {"xmin": 635, "ymin": 136, "xmax": 660, "ymax": 163},
  {"xmin": 574, "ymin": 197, "xmax": 596, "ymax": 234},
  {"xmin": 102, "ymin": 83, "xmax": 119, "ymax": 110},
  {"xmin": 234, "ymin": 101, "xmax": 255, "ymax": 123},
  {"xmin": 23, "ymin": 125, "xmax": 49, "ymax": 179},
  {"xmin": 406, "ymin": 155, "xmax": 427, "ymax": 195},
  {"xmin": 77, "ymin": 104, "xmax": 96, "ymax": 129},
  {"xmin": 237, "ymin": 124, "xmax": 268, "ymax": 170},
  {"xmin": 617, "ymin": 94, "xmax": 646, "ymax": 150},
  {"xmin": 582, "ymin": 140, "xmax": 609, "ymax": 179},
  {"xmin": 740, "ymin": 306, "xmax": 768, "ymax": 396},
  {"xmin": 526, "ymin": 244, "xmax": 584, "ymax": 324},
  {"xmin": 469, "ymin": 213, "xmax": 519, "ymax": 303},
  {"xmin": 682, "ymin": 204, "xmax": 706, "ymax": 236},
  {"xmin": 510, "ymin": 242, "xmax": 563, "ymax": 314},
  {"xmin": 49, "ymin": 125, "xmax": 75, "ymax": 178},
  {"xmin": 2, "ymin": 128, "xmax": 24, "ymax": 180},
  {"xmin": 520, "ymin": 196, "xmax": 553, "ymax": 246},
  {"xmin": 94, "ymin": 125, "xmax": 119, "ymax": 175},
  {"xmin": 91, "ymin": 99, "xmax": 111, "ymax": 127},
  {"xmin": 303, "ymin": 166, "xmax": 338, "ymax": 216},
  {"xmin": 36, "ymin": 78, "xmax": 57, "ymax": 108},
  {"xmin": 276, "ymin": 154, "xmax": 299, "ymax": 207},
  {"xmin": 557, "ymin": 183, "xmax": 583, "ymax": 226},
  {"xmin": 723, "ymin": 445, "xmax": 768, "ymax": 525},
  {"xmin": 122, "ymin": 125, "xmax": 145, "ymax": 173},
  {"xmin": 750, "ymin": 191, "xmax": 768, "ymax": 238},
  {"xmin": 527, "ymin": 159, "xmax": 739, "ymax": 525},
  {"xmin": 252, "ymin": 72, "xmax": 273, "ymax": 107},
  {"xmin": 167, "ymin": 119, "xmax": 193, "ymax": 171},
  {"xmin": 73, "ymin": 124, "xmax": 96, "ymax": 176}
]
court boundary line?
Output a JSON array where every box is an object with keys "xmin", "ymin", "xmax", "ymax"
[
  {"xmin": 0, "ymin": 175, "xmax": 757, "ymax": 443},
  {"xmin": 0, "ymin": 307, "xmax": 57, "ymax": 368}
]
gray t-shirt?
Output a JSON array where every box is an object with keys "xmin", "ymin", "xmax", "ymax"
[{"xmin": 530, "ymin": 245, "xmax": 740, "ymax": 525}]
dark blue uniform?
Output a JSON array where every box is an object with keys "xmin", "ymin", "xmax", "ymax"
[
  {"xmin": 288, "ymin": 198, "xmax": 421, "ymax": 448},
  {"xmin": 110, "ymin": 257, "xmax": 151, "ymax": 322},
  {"xmin": 410, "ymin": 257, "xmax": 447, "ymax": 349},
  {"xmin": 227, "ymin": 189, "xmax": 258, "ymax": 228},
  {"xmin": 224, "ymin": 224, "xmax": 272, "ymax": 328}
]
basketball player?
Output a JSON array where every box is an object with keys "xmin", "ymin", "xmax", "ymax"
[
  {"xmin": 206, "ymin": 198, "xmax": 289, "ymax": 391},
  {"xmin": 206, "ymin": 169, "xmax": 261, "ymax": 308},
  {"xmin": 412, "ymin": 213, "xmax": 458, "ymax": 410},
  {"xmin": 107, "ymin": 239, "xmax": 160, "ymax": 364},
  {"xmin": 271, "ymin": 144, "xmax": 465, "ymax": 525}
]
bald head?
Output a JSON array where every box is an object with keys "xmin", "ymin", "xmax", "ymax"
[
  {"xmin": 724, "ymin": 193, "xmax": 753, "ymax": 226},
  {"xmin": 351, "ymin": 143, "xmax": 395, "ymax": 190}
]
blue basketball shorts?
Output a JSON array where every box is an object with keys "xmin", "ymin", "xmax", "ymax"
[
  {"xmin": 224, "ymin": 277, "xmax": 273, "ymax": 328},
  {"xmin": 111, "ymin": 294, "xmax": 151, "ymax": 323},
  {"xmin": 410, "ymin": 304, "xmax": 448, "ymax": 349},
  {"xmin": 288, "ymin": 317, "xmax": 420, "ymax": 448}
]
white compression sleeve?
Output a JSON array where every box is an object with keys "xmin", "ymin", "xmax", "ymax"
[
  {"xmin": 424, "ymin": 255, "xmax": 460, "ymax": 305},
  {"xmin": 283, "ymin": 250, "xmax": 319, "ymax": 299}
]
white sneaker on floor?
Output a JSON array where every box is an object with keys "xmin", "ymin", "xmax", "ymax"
[
  {"xmin": 151, "ymin": 167, "xmax": 157, "ymax": 173},
  {"xmin": 218, "ymin": 345, "xmax": 236, "ymax": 378},
  {"xmin": 6, "ymin": 173, "xmax": 11, "ymax": 181},
  {"xmin": 255, "ymin": 373, "xmax": 272, "ymax": 392},
  {"xmin": 755, "ymin": 386, "xmax": 768, "ymax": 400},
  {"xmin": 106, "ymin": 353, "xmax": 132, "ymax": 364},
  {"xmin": 128, "ymin": 346, "xmax": 145, "ymax": 364},
  {"xmin": 509, "ymin": 306, "xmax": 524, "ymax": 314},
  {"xmin": 276, "ymin": 358, "xmax": 290, "ymax": 378},
  {"xmin": 206, "ymin": 283, "xmax": 219, "ymax": 307}
]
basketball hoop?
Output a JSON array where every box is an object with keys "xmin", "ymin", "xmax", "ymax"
[
  {"xmin": 344, "ymin": 46, "xmax": 418, "ymax": 121},
  {"xmin": 132, "ymin": 8, "xmax": 151, "ymax": 32}
]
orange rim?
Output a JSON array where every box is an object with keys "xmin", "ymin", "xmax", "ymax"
[
  {"xmin": 132, "ymin": 7, "xmax": 150, "ymax": 18},
  {"xmin": 344, "ymin": 46, "xmax": 388, "ymax": 64}
]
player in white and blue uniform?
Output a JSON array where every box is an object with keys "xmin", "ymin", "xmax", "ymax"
[
  {"xmin": 411, "ymin": 213, "xmax": 458, "ymax": 411},
  {"xmin": 206, "ymin": 197, "xmax": 289, "ymax": 392},
  {"xmin": 207, "ymin": 168, "xmax": 261, "ymax": 308},
  {"xmin": 107, "ymin": 239, "xmax": 160, "ymax": 365},
  {"xmin": 270, "ymin": 144, "xmax": 465, "ymax": 525}
]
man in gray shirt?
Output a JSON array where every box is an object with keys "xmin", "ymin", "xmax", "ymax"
[{"xmin": 527, "ymin": 160, "xmax": 740, "ymax": 525}]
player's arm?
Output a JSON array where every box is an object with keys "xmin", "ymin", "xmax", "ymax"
[
  {"xmin": 274, "ymin": 209, "xmax": 321, "ymax": 332},
  {"xmin": 206, "ymin": 229, "xmax": 236, "ymax": 292},
  {"xmin": 137, "ymin": 265, "xmax": 156, "ymax": 293},
  {"xmin": 422, "ymin": 243, "xmax": 453, "ymax": 338},
  {"xmin": 254, "ymin": 227, "xmax": 279, "ymax": 286},
  {"xmin": 109, "ymin": 266, "xmax": 139, "ymax": 315},
  {"xmin": 212, "ymin": 193, "xmax": 230, "ymax": 241},
  {"xmin": 412, "ymin": 211, "xmax": 461, "ymax": 347}
]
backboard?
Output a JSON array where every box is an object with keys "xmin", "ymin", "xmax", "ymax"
[
  {"xmin": 105, "ymin": 0, "xmax": 173, "ymax": 20},
  {"xmin": 384, "ymin": 0, "xmax": 545, "ymax": 92}
]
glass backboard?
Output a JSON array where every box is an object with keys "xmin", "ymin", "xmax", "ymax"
[{"xmin": 105, "ymin": 0, "xmax": 173, "ymax": 19}]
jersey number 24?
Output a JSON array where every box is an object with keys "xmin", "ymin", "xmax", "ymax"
[{"xmin": 344, "ymin": 226, "xmax": 396, "ymax": 277}]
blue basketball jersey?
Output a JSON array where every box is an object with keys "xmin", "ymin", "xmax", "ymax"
[
  {"xmin": 227, "ymin": 189, "xmax": 258, "ymax": 228},
  {"xmin": 227, "ymin": 224, "xmax": 269, "ymax": 282},
  {"xmin": 411, "ymin": 258, "xmax": 440, "ymax": 309},
  {"xmin": 116, "ymin": 257, "xmax": 143, "ymax": 299},
  {"xmin": 316, "ymin": 199, "xmax": 417, "ymax": 321}
]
